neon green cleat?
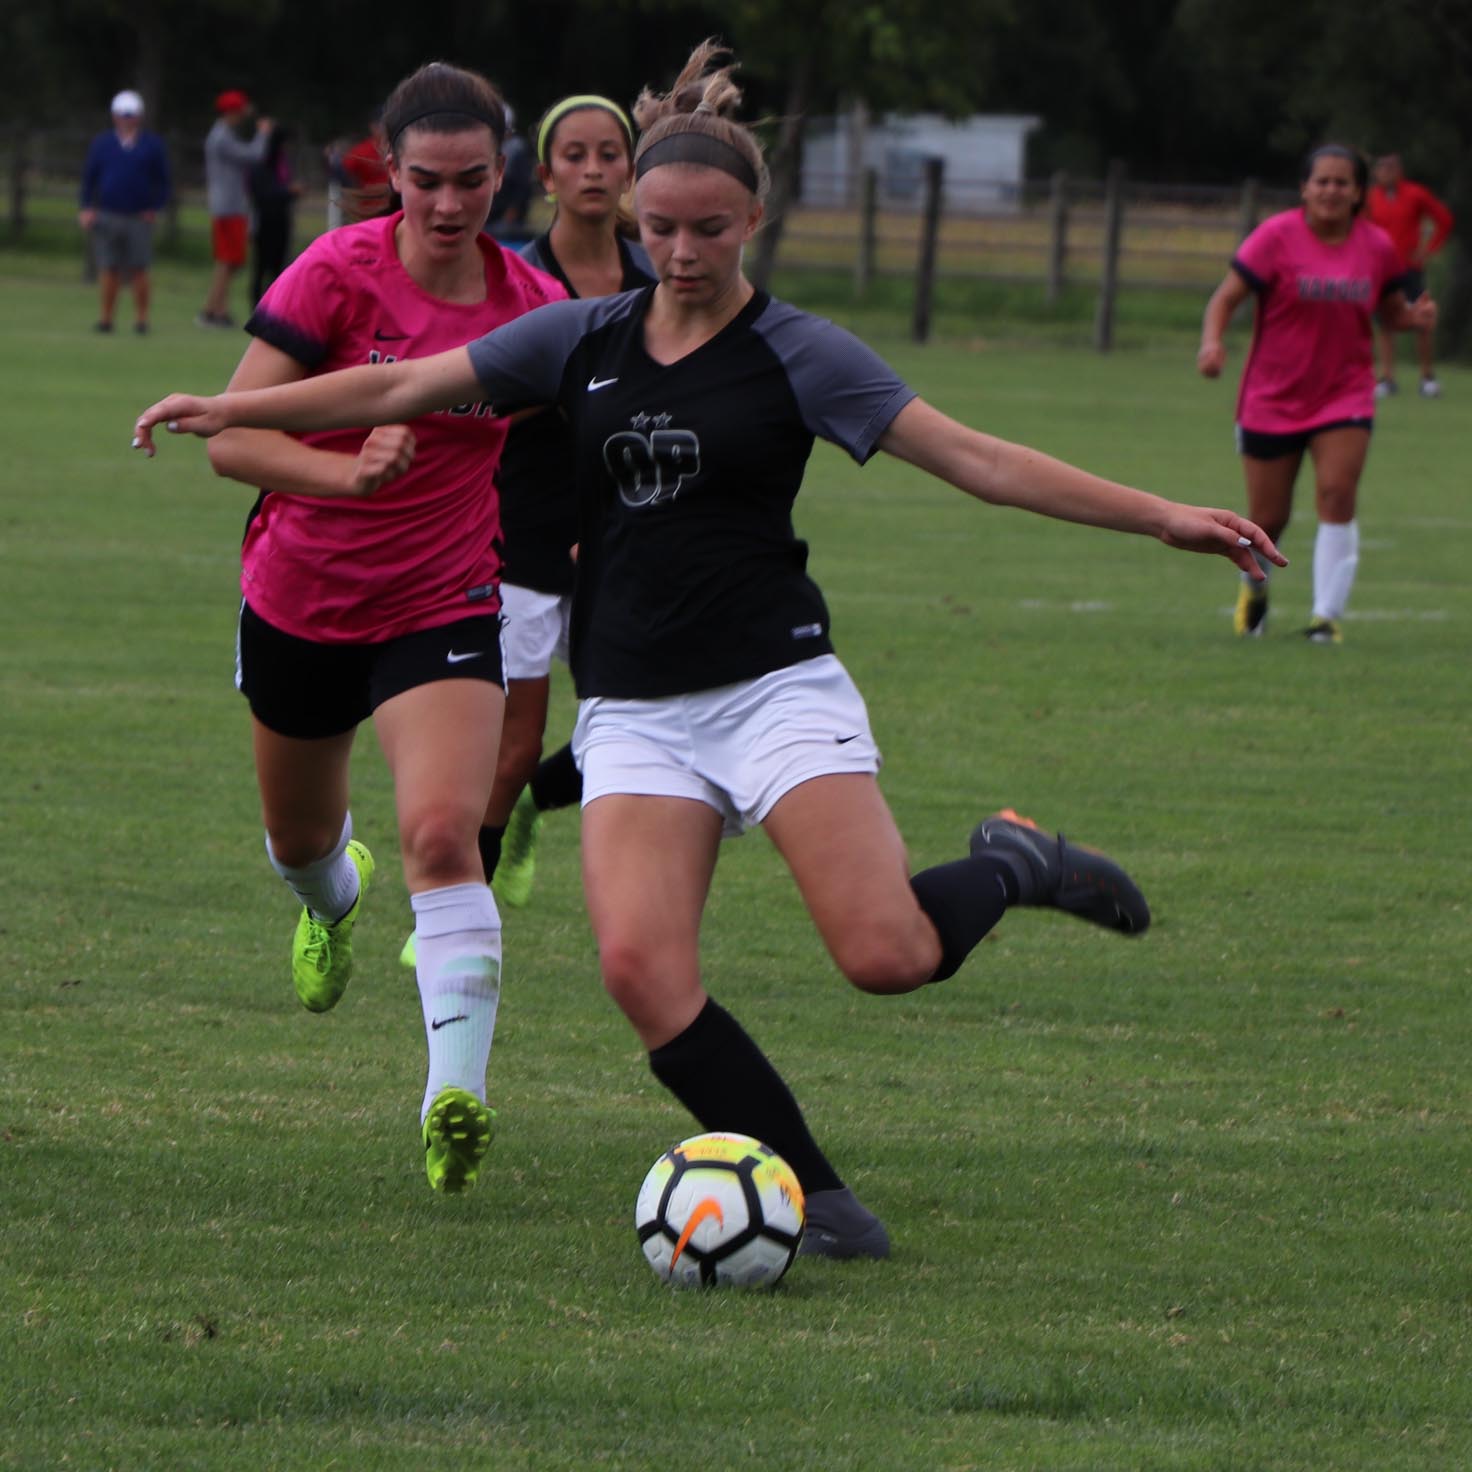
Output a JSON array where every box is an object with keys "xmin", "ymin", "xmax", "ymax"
[
  {"xmin": 399, "ymin": 930, "xmax": 417, "ymax": 970},
  {"xmin": 422, "ymin": 1086, "xmax": 496, "ymax": 1194},
  {"xmin": 1303, "ymin": 617, "xmax": 1343, "ymax": 645},
  {"xmin": 291, "ymin": 840, "xmax": 374, "ymax": 1013},
  {"xmin": 1233, "ymin": 581, "xmax": 1268, "ymax": 637},
  {"xmin": 493, "ymin": 788, "xmax": 543, "ymax": 909}
]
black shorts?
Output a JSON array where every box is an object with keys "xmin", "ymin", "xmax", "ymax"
[
  {"xmin": 236, "ymin": 602, "xmax": 505, "ymax": 740},
  {"xmin": 1400, "ymin": 268, "xmax": 1426, "ymax": 303},
  {"xmin": 1235, "ymin": 419, "xmax": 1373, "ymax": 461}
]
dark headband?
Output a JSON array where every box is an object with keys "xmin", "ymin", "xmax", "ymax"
[
  {"xmin": 389, "ymin": 107, "xmax": 503, "ymax": 148},
  {"xmin": 634, "ymin": 130, "xmax": 759, "ymax": 193}
]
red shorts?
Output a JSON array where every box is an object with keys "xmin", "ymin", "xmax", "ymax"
[{"xmin": 211, "ymin": 215, "xmax": 248, "ymax": 267}]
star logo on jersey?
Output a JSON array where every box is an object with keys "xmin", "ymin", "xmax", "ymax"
[
  {"xmin": 630, "ymin": 411, "xmax": 651, "ymax": 430},
  {"xmin": 651, "ymin": 413, "xmax": 673, "ymax": 429}
]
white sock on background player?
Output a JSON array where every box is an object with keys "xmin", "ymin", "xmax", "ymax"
[
  {"xmin": 1312, "ymin": 519, "xmax": 1359, "ymax": 620},
  {"xmin": 411, "ymin": 882, "xmax": 503, "ymax": 1122},
  {"xmin": 265, "ymin": 811, "xmax": 359, "ymax": 922}
]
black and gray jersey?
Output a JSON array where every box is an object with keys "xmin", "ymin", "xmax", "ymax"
[
  {"xmin": 494, "ymin": 234, "xmax": 657, "ymax": 596},
  {"xmin": 468, "ymin": 287, "xmax": 916, "ymax": 699}
]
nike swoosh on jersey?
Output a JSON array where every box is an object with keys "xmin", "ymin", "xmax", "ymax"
[
  {"xmin": 587, "ymin": 375, "xmax": 619, "ymax": 391},
  {"xmin": 446, "ymin": 650, "xmax": 483, "ymax": 664}
]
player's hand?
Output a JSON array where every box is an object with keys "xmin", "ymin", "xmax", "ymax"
[
  {"xmin": 78, "ymin": 208, "xmax": 97, "ymax": 230},
  {"xmin": 131, "ymin": 394, "xmax": 229, "ymax": 456},
  {"xmin": 347, "ymin": 424, "xmax": 416, "ymax": 495},
  {"xmin": 1407, "ymin": 295, "xmax": 1437, "ymax": 332},
  {"xmin": 1158, "ymin": 506, "xmax": 1287, "ymax": 579},
  {"xmin": 1196, "ymin": 342, "xmax": 1226, "ymax": 379}
]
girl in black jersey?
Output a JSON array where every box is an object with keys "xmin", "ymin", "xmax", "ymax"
[
  {"xmin": 135, "ymin": 42, "xmax": 1285, "ymax": 1259},
  {"xmin": 472, "ymin": 94, "xmax": 654, "ymax": 915}
]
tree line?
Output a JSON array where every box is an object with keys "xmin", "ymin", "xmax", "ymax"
[{"xmin": 3, "ymin": 0, "xmax": 1468, "ymax": 348}]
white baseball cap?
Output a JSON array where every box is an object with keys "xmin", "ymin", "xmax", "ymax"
[{"xmin": 111, "ymin": 90, "xmax": 145, "ymax": 117}]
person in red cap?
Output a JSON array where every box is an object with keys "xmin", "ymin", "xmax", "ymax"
[{"xmin": 198, "ymin": 89, "xmax": 273, "ymax": 327}]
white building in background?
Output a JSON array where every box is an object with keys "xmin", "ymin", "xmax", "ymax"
[{"xmin": 800, "ymin": 110, "xmax": 1042, "ymax": 211}]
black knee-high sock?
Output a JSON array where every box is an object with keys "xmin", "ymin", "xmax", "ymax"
[
  {"xmin": 910, "ymin": 852, "xmax": 1018, "ymax": 982},
  {"xmin": 477, "ymin": 824, "xmax": 506, "ymax": 882},
  {"xmin": 648, "ymin": 999, "xmax": 843, "ymax": 1194},
  {"xmin": 529, "ymin": 742, "xmax": 582, "ymax": 813}
]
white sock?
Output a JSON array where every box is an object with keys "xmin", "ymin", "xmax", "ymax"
[
  {"xmin": 1312, "ymin": 520, "xmax": 1359, "ymax": 620},
  {"xmin": 266, "ymin": 812, "xmax": 359, "ymax": 922},
  {"xmin": 412, "ymin": 883, "xmax": 503, "ymax": 1122}
]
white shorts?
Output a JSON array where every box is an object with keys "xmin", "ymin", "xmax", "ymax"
[
  {"xmin": 499, "ymin": 583, "xmax": 571, "ymax": 681},
  {"xmin": 572, "ymin": 654, "xmax": 882, "ymax": 837}
]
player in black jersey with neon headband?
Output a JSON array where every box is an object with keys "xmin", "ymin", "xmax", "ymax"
[
  {"xmin": 134, "ymin": 40, "xmax": 1285, "ymax": 1257},
  {"xmin": 469, "ymin": 92, "xmax": 653, "ymax": 913}
]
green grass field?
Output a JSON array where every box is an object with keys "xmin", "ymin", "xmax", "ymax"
[{"xmin": 3, "ymin": 249, "xmax": 1470, "ymax": 1471}]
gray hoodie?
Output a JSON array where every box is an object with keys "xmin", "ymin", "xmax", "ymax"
[{"xmin": 204, "ymin": 119, "xmax": 269, "ymax": 216}]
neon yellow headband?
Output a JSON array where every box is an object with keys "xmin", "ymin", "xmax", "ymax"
[{"xmin": 536, "ymin": 94, "xmax": 634, "ymax": 165}]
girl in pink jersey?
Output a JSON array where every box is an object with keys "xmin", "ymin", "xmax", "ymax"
[
  {"xmin": 196, "ymin": 62, "xmax": 564, "ymax": 1196},
  {"xmin": 1199, "ymin": 144, "xmax": 1436, "ymax": 643}
]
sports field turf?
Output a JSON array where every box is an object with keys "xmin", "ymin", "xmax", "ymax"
[{"xmin": 3, "ymin": 248, "xmax": 1470, "ymax": 1470}]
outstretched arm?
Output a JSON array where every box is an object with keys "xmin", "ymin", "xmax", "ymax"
[
  {"xmin": 877, "ymin": 398, "xmax": 1286, "ymax": 580},
  {"xmin": 206, "ymin": 337, "xmax": 416, "ymax": 498},
  {"xmin": 132, "ymin": 345, "xmax": 481, "ymax": 455}
]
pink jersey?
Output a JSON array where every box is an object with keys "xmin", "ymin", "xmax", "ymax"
[
  {"xmin": 1231, "ymin": 209, "xmax": 1404, "ymax": 434},
  {"xmin": 242, "ymin": 213, "xmax": 566, "ymax": 643}
]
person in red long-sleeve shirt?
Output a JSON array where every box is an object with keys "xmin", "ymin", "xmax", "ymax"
[{"xmin": 1367, "ymin": 154, "xmax": 1454, "ymax": 398}]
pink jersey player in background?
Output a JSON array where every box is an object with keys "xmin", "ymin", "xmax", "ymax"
[
  {"xmin": 1198, "ymin": 143, "xmax": 1435, "ymax": 645},
  {"xmin": 193, "ymin": 61, "xmax": 564, "ymax": 1195}
]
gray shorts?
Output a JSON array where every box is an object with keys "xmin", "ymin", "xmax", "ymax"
[{"xmin": 93, "ymin": 211, "xmax": 154, "ymax": 272}]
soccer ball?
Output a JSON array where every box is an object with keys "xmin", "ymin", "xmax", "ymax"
[{"xmin": 635, "ymin": 1132, "xmax": 806, "ymax": 1288}]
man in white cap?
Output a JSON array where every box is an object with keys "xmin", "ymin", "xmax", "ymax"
[{"xmin": 79, "ymin": 90, "xmax": 171, "ymax": 334}]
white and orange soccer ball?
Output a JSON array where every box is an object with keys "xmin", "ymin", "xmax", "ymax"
[{"xmin": 635, "ymin": 1132, "xmax": 806, "ymax": 1288}]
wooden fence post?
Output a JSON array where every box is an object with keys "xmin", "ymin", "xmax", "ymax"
[
  {"xmin": 854, "ymin": 166, "xmax": 877, "ymax": 297},
  {"xmin": 1093, "ymin": 159, "xmax": 1126, "ymax": 353},
  {"xmin": 1237, "ymin": 176, "xmax": 1260, "ymax": 241},
  {"xmin": 911, "ymin": 156, "xmax": 944, "ymax": 344},
  {"xmin": 1046, "ymin": 169, "xmax": 1068, "ymax": 304}
]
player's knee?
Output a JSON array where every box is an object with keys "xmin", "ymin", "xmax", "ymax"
[
  {"xmin": 399, "ymin": 807, "xmax": 477, "ymax": 884},
  {"xmin": 832, "ymin": 932, "xmax": 934, "ymax": 995},
  {"xmin": 496, "ymin": 730, "xmax": 542, "ymax": 793}
]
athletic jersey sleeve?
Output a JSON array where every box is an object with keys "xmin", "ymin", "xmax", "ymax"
[
  {"xmin": 1230, "ymin": 214, "xmax": 1282, "ymax": 294},
  {"xmin": 751, "ymin": 301, "xmax": 916, "ymax": 463},
  {"xmin": 247, "ymin": 237, "xmax": 352, "ymax": 369},
  {"xmin": 1410, "ymin": 182, "xmax": 1455, "ymax": 256},
  {"xmin": 467, "ymin": 295, "xmax": 618, "ymax": 413}
]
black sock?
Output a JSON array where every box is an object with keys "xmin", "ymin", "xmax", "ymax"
[
  {"xmin": 910, "ymin": 852, "xmax": 1017, "ymax": 982},
  {"xmin": 648, "ymin": 999, "xmax": 843, "ymax": 1194},
  {"xmin": 477, "ymin": 824, "xmax": 506, "ymax": 882},
  {"xmin": 529, "ymin": 742, "xmax": 582, "ymax": 813}
]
